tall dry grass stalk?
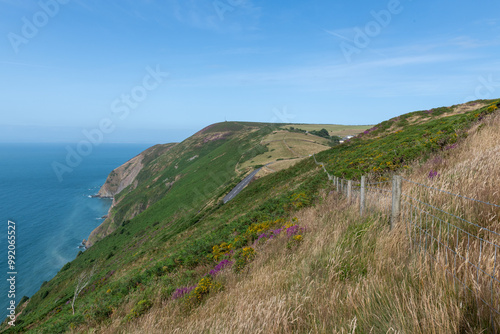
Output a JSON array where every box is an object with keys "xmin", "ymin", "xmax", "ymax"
[
  {"xmin": 399, "ymin": 112, "xmax": 500, "ymax": 329},
  {"xmin": 84, "ymin": 113, "xmax": 500, "ymax": 333}
]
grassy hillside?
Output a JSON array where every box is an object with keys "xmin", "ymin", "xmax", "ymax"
[
  {"xmin": 4, "ymin": 102, "xmax": 499, "ymax": 333},
  {"xmin": 87, "ymin": 122, "xmax": 265, "ymax": 245},
  {"xmin": 320, "ymin": 100, "xmax": 497, "ymax": 180},
  {"xmin": 89, "ymin": 122, "xmax": 362, "ymax": 246}
]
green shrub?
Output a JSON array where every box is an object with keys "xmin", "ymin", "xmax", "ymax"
[
  {"xmin": 233, "ymin": 247, "xmax": 256, "ymax": 273},
  {"xmin": 310, "ymin": 128, "xmax": 330, "ymax": 138},
  {"xmin": 40, "ymin": 290, "xmax": 49, "ymax": 299},
  {"xmin": 125, "ymin": 299, "xmax": 152, "ymax": 321},
  {"xmin": 60, "ymin": 262, "xmax": 71, "ymax": 272},
  {"xmin": 18, "ymin": 296, "xmax": 29, "ymax": 306}
]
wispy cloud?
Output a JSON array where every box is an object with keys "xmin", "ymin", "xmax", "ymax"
[
  {"xmin": 324, "ymin": 28, "xmax": 355, "ymax": 42},
  {"xmin": 448, "ymin": 36, "xmax": 499, "ymax": 49},
  {"xmin": 166, "ymin": 0, "xmax": 262, "ymax": 32},
  {"xmin": 326, "ymin": 29, "xmax": 500, "ymax": 54},
  {"xmin": 0, "ymin": 61, "xmax": 55, "ymax": 69},
  {"xmin": 175, "ymin": 50, "xmax": 470, "ymax": 84},
  {"xmin": 216, "ymin": 47, "xmax": 277, "ymax": 55},
  {"xmin": 474, "ymin": 18, "xmax": 500, "ymax": 27},
  {"xmin": 169, "ymin": 41, "xmax": 491, "ymax": 100},
  {"xmin": 0, "ymin": 0, "xmax": 37, "ymax": 10}
]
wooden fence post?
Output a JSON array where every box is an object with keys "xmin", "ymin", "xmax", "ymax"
[
  {"xmin": 340, "ymin": 179, "xmax": 344, "ymax": 195},
  {"xmin": 360, "ymin": 176, "xmax": 366, "ymax": 216},
  {"xmin": 347, "ymin": 180, "xmax": 352, "ymax": 201},
  {"xmin": 391, "ymin": 175, "xmax": 402, "ymax": 230},
  {"xmin": 336, "ymin": 177, "xmax": 339, "ymax": 192}
]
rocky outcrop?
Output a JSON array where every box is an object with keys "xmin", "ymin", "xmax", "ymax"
[
  {"xmin": 97, "ymin": 154, "xmax": 144, "ymax": 198},
  {"xmin": 84, "ymin": 154, "xmax": 145, "ymax": 248}
]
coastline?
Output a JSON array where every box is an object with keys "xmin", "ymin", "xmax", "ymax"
[{"xmin": 83, "ymin": 152, "xmax": 144, "ymax": 248}]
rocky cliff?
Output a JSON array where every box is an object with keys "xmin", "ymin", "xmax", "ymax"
[
  {"xmin": 97, "ymin": 154, "xmax": 144, "ymax": 198},
  {"xmin": 86, "ymin": 144, "xmax": 177, "ymax": 247}
]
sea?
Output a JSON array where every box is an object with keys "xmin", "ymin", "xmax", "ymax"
[{"xmin": 0, "ymin": 143, "xmax": 151, "ymax": 310}]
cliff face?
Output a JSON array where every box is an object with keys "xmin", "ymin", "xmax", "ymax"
[
  {"xmin": 84, "ymin": 153, "xmax": 145, "ymax": 247},
  {"xmin": 97, "ymin": 154, "xmax": 144, "ymax": 198},
  {"xmin": 85, "ymin": 143, "xmax": 178, "ymax": 247},
  {"xmin": 85, "ymin": 156, "xmax": 144, "ymax": 248}
]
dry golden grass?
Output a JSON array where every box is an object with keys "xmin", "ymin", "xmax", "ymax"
[
  {"xmin": 404, "ymin": 113, "xmax": 500, "ymax": 226},
  {"xmin": 84, "ymin": 114, "xmax": 500, "ymax": 334},
  {"xmin": 285, "ymin": 139, "xmax": 330, "ymax": 157},
  {"xmin": 263, "ymin": 131, "xmax": 328, "ymax": 144},
  {"xmin": 239, "ymin": 131, "xmax": 330, "ymax": 171},
  {"xmin": 239, "ymin": 141, "xmax": 294, "ymax": 171},
  {"xmin": 397, "ymin": 112, "xmax": 500, "ymax": 330},
  {"xmin": 452, "ymin": 102, "xmax": 489, "ymax": 115},
  {"xmin": 404, "ymin": 102, "xmax": 490, "ymax": 127},
  {"xmin": 255, "ymin": 158, "xmax": 306, "ymax": 178}
]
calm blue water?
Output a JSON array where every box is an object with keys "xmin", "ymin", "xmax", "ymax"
[{"xmin": 0, "ymin": 143, "xmax": 151, "ymax": 309}]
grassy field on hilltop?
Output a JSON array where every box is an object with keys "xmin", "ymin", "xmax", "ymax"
[
  {"xmin": 282, "ymin": 123, "xmax": 371, "ymax": 137},
  {"xmin": 238, "ymin": 130, "xmax": 332, "ymax": 171}
]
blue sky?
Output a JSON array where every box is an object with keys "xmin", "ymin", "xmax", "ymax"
[{"xmin": 1, "ymin": 0, "xmax": 500, "ymax": 143}]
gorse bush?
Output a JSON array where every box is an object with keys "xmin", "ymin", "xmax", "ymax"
[
  {"xmin": 246, "ymin": 221, "xmax": 273, "ymax": 235},
  {"xmin": 233, "ymin": 247, "xmax": 256, "ymax": 273},
  {"xmin": 186, "ymin": 276, "xmax": 222, "ymax": 306},
  {"xmin": 288, "ymin": 192, "xmax": 311, "ymax": 210},
  {"xmin": 211, "ymin": 242, "xmax": 233, "ymax": 261},
  {"xmin": 125, "ymin": 299, "xmax": 152, "ymax": 321}
]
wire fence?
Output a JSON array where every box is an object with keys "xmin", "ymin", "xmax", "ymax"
[{"xmin": 313, "ymin": 155, "xmax": 500, "ymax": 327}]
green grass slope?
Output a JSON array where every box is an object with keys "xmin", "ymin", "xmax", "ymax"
[
  {"xmin": 87, "ymin": 122, "xmax": 273, "ymax": 245},
  {"xmin": 4, "ymin": 102, "xmax": 499, "ymax": 333}
]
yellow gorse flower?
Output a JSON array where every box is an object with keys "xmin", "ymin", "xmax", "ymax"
[{"xmin": 212, "ymin": 242, "xmax": 233, "ymax": 261}]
